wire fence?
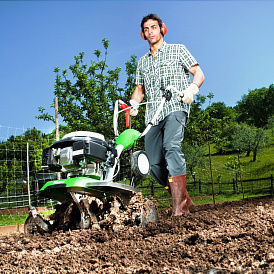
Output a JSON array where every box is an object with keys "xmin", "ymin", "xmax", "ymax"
[
  {"xmin": 0, "ymin": 125, "xmax": 274, "ymax": 227},
  {"xmin": 138, "ymin": 175, "xmax": 274, "ymax": 200},
  {"xmin": 0, "ymin": 173, "xmax": 57, "ymax": 211}
]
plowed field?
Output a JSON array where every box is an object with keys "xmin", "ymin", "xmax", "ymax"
[{"xmin": 1, "ymin": 196, "xmax": 274, "ymax": 273}]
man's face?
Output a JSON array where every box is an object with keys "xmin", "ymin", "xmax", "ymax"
[{"xmin": 143, "ymin": 19, "xmax": 162, "ymax": 45}]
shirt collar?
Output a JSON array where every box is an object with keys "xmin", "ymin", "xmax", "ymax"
[{"xmin": 148, "ymin": 41, "xmax": 166, "ymax": 56}]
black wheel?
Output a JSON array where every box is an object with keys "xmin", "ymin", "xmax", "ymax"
[{"xmin": 131, "ymin": 151, "xmax": 150, "ymax": 178}]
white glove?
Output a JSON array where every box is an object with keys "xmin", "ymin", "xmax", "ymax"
[
  {"xmin": 129, "ymin": 99, "xmax": 139, "ymax": 116},
  {"xmin": 179, "ymin": 83, "xmax": 199, "ymax": 104}
]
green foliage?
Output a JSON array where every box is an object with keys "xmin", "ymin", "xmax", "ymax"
[
  {"xmin": 267, "ymin": 115, "xmax": 274, "ymax": 140},
  {"xmin": 236, "ymin": 84, "xmax": 274, "ymax": 127},
  {"xmin": 224, "ymin": 156, "xmax": 240, "ymax": 177},
  {"xmin": 185, "ymin": 94, "xmax": 233, "ymax": 152},
  {"xmin": 37, "ymin": 38, "xmax": 139, "ymax": 140},
  {"xmin": 231, "ymin": 123, "xmax": 256, "ymax": 154},
  {"xmin": 231, "ymin": 123, "xmax": 271, "ymax": 161},
  {"xmin": 186, "ymin": 108, "xmax": 231, "ymax": 150},
  {"xmin": 0, "ymin": 128, "xmax": 51, "ymax": 192},
  {"xmin": 0, "ymin": 208, "xmax": 55, "ymax": 226},
  {"xmin": 206, "ymin": 101, "xmax": 236, "ymax": 120},
  {"xmin": 0, "ymin": 213, "xmax": 29, "ymax": 226},
  {"xmin": 182, "ymin": 142, "xmax": 205, "ymax": 179},
  {"xmin": 191, "ymin": 145, "xmax": 274, "ymax": 185}
]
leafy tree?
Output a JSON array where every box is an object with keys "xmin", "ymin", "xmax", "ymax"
[
  {"xmin": 231, "ymin": 123, "xmax": 270, "ymax": 161},
  {"xmin": 185, "ymin": 94, "xmax": 232, "ymax": 151},
  {"xmin": 37, "ymin": 38, "xmax": 139, "ymax": 140},
  {"xmin": 182, "ymin": 142, "xmax": 205, "ymax": 180},
  {"xmin": 267, "ymin": 115, "xmax": 274, "ymax": 138},
  {"xmin": 185, "ymin": 94, "xmax": 207, "ymax": 146},
  {"xmin": 207, "ymin": 92, "xmax": 214, "ymax": 107},
  {"xmin": 206, "ymin": 102, "xmax": 236, "ymax": 120},
  {"xmin": 0, "ymin": 128, "xmax": 51, "ymax": 192},
  {"xmin": 236, "ymin": 84, "xmax": 274, "ymax": 127}
]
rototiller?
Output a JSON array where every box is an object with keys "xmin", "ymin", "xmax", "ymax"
[{"xmin": 24, "ymin": 88, "xmax": 176, "ymax": 234}]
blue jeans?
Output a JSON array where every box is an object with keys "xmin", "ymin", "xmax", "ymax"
[{"xmin": 145, "ymin": 111, "xmax": 187, "ymax": 186}]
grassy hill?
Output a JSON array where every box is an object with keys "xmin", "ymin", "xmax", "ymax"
[
  {"xmin": 140, "ymin": 143, "xmax": 274, "ymax": 204},
  {"xmin": 193, "ymin": 145, "xmax": 274, "ymax": 183}
]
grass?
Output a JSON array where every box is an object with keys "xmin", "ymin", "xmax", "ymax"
[
  {"xmin": 196, "ymin": 145, "xmax": 274, "ymax": 183},
  {"xmin": 143, "ymin": 144, "xmax": 274, "ymax": 205},
  {"xmin": 0, "ymin": 213, "xmax": 29, "ymax": 227},
  {"xmin": 0, "ymin": 209, "xmax": 55, "ymax": 227}
]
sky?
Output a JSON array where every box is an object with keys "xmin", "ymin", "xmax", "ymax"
[{"xmin": 1, "ymin": 1, "xmax": 274, "ymax": 137}]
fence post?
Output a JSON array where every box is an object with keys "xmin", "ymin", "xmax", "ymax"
[
  {"xmin": 199, "ymin": 179, "xmax": 201, "ymax": 193},
  {"xmin": 151, "ymin": 180, "xmax": 154, "ymax": 197},
  {"xmin": 27, "ymin": 142, "xmax": 31, "ymax": 207},
  {"xmin": 55, "ymin": 97, "xmax": 61, "ymax": 181},
  {"xmin": 233, "ymin": 178, "xmax": 236, "ymax": 194},
  {"xmin": 237, "ymin": 150, "xmax": 245, "ymax": 200},
  {"xmin": 208, "ymin": 141, "xmax": 215, "ymax": 205},
  {"xmin": 271, "ymin": 174, "xmax": 273, "ymax": 197},
  {"xmin": 32, "ymin": 180, "xmax": 38, "ymax": 207}
]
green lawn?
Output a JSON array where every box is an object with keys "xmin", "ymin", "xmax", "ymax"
[
  {"xmin": 0, "ymin": 209, "xmax": 54, "ymax": 227},
  {"xmin": 192, "ymin": 145, "xmax": 274, "ymax": 183}
]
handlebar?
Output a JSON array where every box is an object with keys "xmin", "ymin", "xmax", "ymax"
[{"xmin": 113, "ymin": 86, "xmax": 186, "ymax": 137}]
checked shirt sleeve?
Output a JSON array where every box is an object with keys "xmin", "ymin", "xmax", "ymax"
[
  {"xmin": 179, "ymin": 45, "xmax": 198, "ymax": 70},
  {"xmin": 135, "ymin": 59, "xmax": 144, "ymax": 86}
]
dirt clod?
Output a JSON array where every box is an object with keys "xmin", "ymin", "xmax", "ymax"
[{"xmin": 1, "ymin": 196, "xmax": 274, "ymax": 273}]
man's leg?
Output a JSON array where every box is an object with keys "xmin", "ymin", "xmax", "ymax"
[
  {"xmin": 162, "ymin": 112, "xmax": 186, "ymax": 176},
  {"xmin": 145, "ymin": 123, "xmax": 169, "ymax": 187},
  {"xmin": 163, "ymin": 111, "xmax": 193, "ymax": 215}
]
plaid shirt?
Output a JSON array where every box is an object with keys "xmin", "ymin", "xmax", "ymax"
[{"xmin": 136, "ymin": 41, "xmax": 198, "ymax": 125}]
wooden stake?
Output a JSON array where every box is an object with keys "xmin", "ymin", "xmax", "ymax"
[
  {"xmin": 208, "ymin": 141, "xmax": 215, "ymax": 205},
  {"xmin": 55, "ymin": 97, "xmax": 60, "ymax": 180}
]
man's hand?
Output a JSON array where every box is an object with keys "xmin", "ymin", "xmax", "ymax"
[
  {"xmin": 129, "ymin": 99, "xmax": 139, "ymax": 116},
  {"xmin": 180, "ymin": 83, "xmax": 199, "ymax": 104}
]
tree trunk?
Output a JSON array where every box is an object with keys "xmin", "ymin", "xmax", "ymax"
[{"xmin": 253, "ymin": 149, "xmax": 257, "ymax": 162}]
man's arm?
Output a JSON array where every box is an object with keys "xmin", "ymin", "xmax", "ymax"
[
  {"xmin": 129, "ymin": 85, "xmax": 145, "ymax": 116},
  {"xmin": 131, "ymin": 85, "xmax": 145, "ymax": 103},
  {"xmin": 189, "ymin": 64, "xmax": 205, "ymax": 88},
  {"xmin": 180, "ymin": 64, "xmax": 205, "ymax": 104}
]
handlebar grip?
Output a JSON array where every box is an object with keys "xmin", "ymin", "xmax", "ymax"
[{"xmin": 120, "ymin": 103, "xmax": 131, "ymax": 127}]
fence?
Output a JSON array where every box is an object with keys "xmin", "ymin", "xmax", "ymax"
[
  {"xmin": 138, "ymin": 175, "xmax": 274, "ymax": 200},
  {"xmin": 0, "ymin": 124, "xmax": 274, "ymax": 226},
  {"xmin": 0, "ymin": 173, "xmax": 57, "ymax": 211}
]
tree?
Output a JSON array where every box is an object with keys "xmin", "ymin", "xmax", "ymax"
[
  {"xmin": 236, "ymin": 85, "xmax": 274, "ymax": 128},
  {"xmin": 185, "ymin": 94, "xmax": 232, "ymax": 151},
  {"xmin": 0, "ymin": 128, "xmax": 51, "ymax": 192},
  {"xmin": 37, "ymin": 38, "xmax": 139, "ymax": 140},
  {"xmin": 231, "ymin": 123, "xmax": 270, "ymax": 161},
  {"xmin": 206, "ymin": 102, "xmax": 236, "ymax": 120},
  {"xmin": 181, "ymin": 142, "xmax": 205, "ymax": 180},
  {"xmin": 267, "ymin": 115, "xmax": 274, "ymax": 136}
]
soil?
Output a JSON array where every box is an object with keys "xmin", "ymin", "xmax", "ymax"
[{"xmin": 1, "ymin": 195, "xmax": 274, "ymax": 273}]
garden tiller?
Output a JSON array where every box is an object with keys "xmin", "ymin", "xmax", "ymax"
[{"xmin": 25, "ymin": 87, "xmax": 176, "ymax": 234}]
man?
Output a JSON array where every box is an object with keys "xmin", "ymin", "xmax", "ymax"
[{"xmin": 130, "ymin": 14, "xmax": 204, "ymax": 216}]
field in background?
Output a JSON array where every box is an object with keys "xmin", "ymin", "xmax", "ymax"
[{"xmin": 0, "ymin": 125, "xmax": 273, "ymax": 227}]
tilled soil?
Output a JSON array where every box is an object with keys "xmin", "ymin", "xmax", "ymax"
[{"xmin": 1, "ymin": 196, "xmax": 274, "ymax": 273}]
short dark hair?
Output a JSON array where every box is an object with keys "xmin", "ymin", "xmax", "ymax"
[{"xmin": 140, "ymin": 14, "xmax": 163, "ymax": 31}]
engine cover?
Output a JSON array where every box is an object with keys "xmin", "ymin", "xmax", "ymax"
[
  {"xmin": 72, "ymin": 140, "xmax": 107, "ymax": 162},
  {"xmin": 42, "ymin": 132, "xmax": 117, "ymax": 172}
]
